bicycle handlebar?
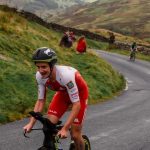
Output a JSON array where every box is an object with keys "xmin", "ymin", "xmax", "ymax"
[
  {"xmin": 24, "ymin": 111, "xmax": 63, "ymax": 138},
  {"xmin": 24, "ymin": 128, "xmax": 43, "ymax": 138},
  {"xmin": 29, "ymin": 111, "xmax": 62, "ymax": 126},
  {"xmin": 29, "ymin": 111, "xmax": 47, "ymax": 124}
]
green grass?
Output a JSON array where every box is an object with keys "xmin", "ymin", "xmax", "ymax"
[{"xmin": 0, "ymin": 8, "xmax": 125, "ymax": 124}]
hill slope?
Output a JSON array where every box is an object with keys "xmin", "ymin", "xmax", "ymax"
[
  {"xmin": 0, "ymin": 0, "xmax": 96, "ymax": 19},
  {"xmin": 0, "ymin": 5, "xmax": 125, "ymax": 124},
  {"xmin": 52, "ymin": 0, "xmax": 150, "ymax": 41}
]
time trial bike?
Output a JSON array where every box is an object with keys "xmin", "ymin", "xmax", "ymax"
[{"xmin": 24, "ymin": 111, "xmax": 91, "ymax": 150}]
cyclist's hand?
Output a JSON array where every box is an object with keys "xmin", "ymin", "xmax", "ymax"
[
  {"xmin": 23, "ymin": 123, "xmax": 33, "ymax": 133},
  {"xmin": 57, "ymin": 128, "xmax": 68, "ymax": 139}
]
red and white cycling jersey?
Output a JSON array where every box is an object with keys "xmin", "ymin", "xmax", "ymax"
[
  {"xmin": 36, "ymin": 65, "xmax": 87, "ymax": 103},
  {"xmin": 36, "ymin": 65, "xmax": 88, "ymax": 124}
]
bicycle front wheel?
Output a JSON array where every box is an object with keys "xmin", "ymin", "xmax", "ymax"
[
  {"xmin": 82, "ymin": 135, "xmax": 91, "ymax": 150},
  {"xmin": 69, "ymin": 135, "xmax": 91, "ymax": 150}
]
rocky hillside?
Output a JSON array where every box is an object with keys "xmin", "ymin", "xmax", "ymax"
[
  {"xmin": 52, "ymin": 0, "xmax": 150, "ymax": 41},
  {"xmin": 0, "ymin": 0, "xmax": 96, "ymax": 16},
  {"xmin": 0, "ymin": 0, "xmax": 97, "ymax": 20}
]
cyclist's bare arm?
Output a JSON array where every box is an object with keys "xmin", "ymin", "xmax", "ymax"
[
  {"xmin": 65, "ymin": 101, "xmax": 80, "ymax": 129},
  {"xmin": 23, "ymin": 99, "xmax": 46, "ymax": 132},
  {"xmin": 34, "ymin": 99, "xmax": 46, "ymax": 112},
  {"xmin": 31, "ymin": 99, "xmax": 46, "ymax": 124},
  {"xmin": 57, "ymin": 101, "xmax": 81, "ymax": 138}
]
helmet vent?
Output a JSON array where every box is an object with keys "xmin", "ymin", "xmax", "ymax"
[
  {"xmin": 36, "ymin": 50, "xmax": 41, "ymax": 58},
  {"xmin": 44, "ymin": 49, "xmax": 53, "ymax": 58}
]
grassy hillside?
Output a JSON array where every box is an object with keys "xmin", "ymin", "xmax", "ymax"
[
  {"xmin": 53, "ymin": 0, "xmax": 150, "ymax": 42},
  {"xmin": 0, "ymin": 8, "xmax": 125, "ymax": 124}
]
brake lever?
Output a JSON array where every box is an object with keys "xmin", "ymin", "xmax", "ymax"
[
  {"xmin": 23, "ymin": 130, "xmax": 30, "ymax": 138},
  {"xmin": 23, "ymin": 128, "xmax": 43, "ymax": 138}
]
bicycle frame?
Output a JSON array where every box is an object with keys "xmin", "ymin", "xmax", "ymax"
[{"xmin": 24, "ymin": 111, "xmax": 63, "ymax": 150}]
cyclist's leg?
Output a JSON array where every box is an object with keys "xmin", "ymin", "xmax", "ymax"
[
  {"xmin": 40, "ymin": 92, "xmax": 71, "ymax": 149},
  {"xmin": 69, "ymin": 72, "xmax": 89, "ymax": 150},
  {"xmin": 70, "ymin": 124, "xmax": 85, "ymax": 150},
  {"xmin": 130, "ymin": 51, "xmax": 133, "ymax": 60},
  {"xmin": 70, "ymin": 100, "xmax": 88, "ymax": 150},
  {"xmin": 39, "ymin": 92, "xmax": 68, "ymax": 150},
  {"xmin": 47, "ymin": 91, "xmax": 71, "ymax": 123}
]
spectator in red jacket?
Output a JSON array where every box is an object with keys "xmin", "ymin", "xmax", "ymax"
[{"xmin": 76, "ymin": 36, "xmax": 87, "ymax": 54}]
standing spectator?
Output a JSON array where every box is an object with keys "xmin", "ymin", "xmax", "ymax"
[
  {"xmin": 109, "ymin": 32, "xmax": 115, "ymax": 44},
  {"xmin": 59, "ymin": 31, "xmax": 72, "ymax": 48},
  {"xmin": 69, "ymin": 31, "xmax": 76, "ymax": 42},
  {"xmin": 76, "ymin": 36, "xmax": 87, "ymax": 54},
  {"xmin": 108, "ymin": 32, "xmax": 115, "ymax": 50}
]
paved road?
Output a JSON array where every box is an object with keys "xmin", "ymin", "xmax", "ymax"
[{"xmin": 0, "ymin": 50, "xmax": 150, "ymax": 150}]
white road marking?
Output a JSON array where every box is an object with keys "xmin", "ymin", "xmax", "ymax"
[
  {"xmin": 124, "ymin": 78, "xmax": 128, "ymax": 91},
  {"xmin": 125, "ymin": 77, "xmax": 133, "ymax": 84}
]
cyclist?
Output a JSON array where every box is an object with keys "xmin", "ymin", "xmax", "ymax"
[
  {"xmin": 23, "ymin": 47, "xmax": 89, "ymax": 150},
  {"xmin": 130, "ymin": 42, "xmax": 137, "ymax": 61}
]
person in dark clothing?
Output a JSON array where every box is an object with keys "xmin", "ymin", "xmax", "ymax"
[
  {"xmin": 69, "ymin": 31, "xmax": 76, "ymax": 42},
  {"xmin": 108, "ymin": 32, "xmax": 115, "ymax": 50},
  {"xmin": 59, "ymin": 32, "xmax": 73, "ymax": 48},
  {"xmin": 130, "ymin": 42, "xmax": 137, "ymax": 61},
  {"xmin": 109, "ymin": 32, "xmax": 115, "ymax": 44}
]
